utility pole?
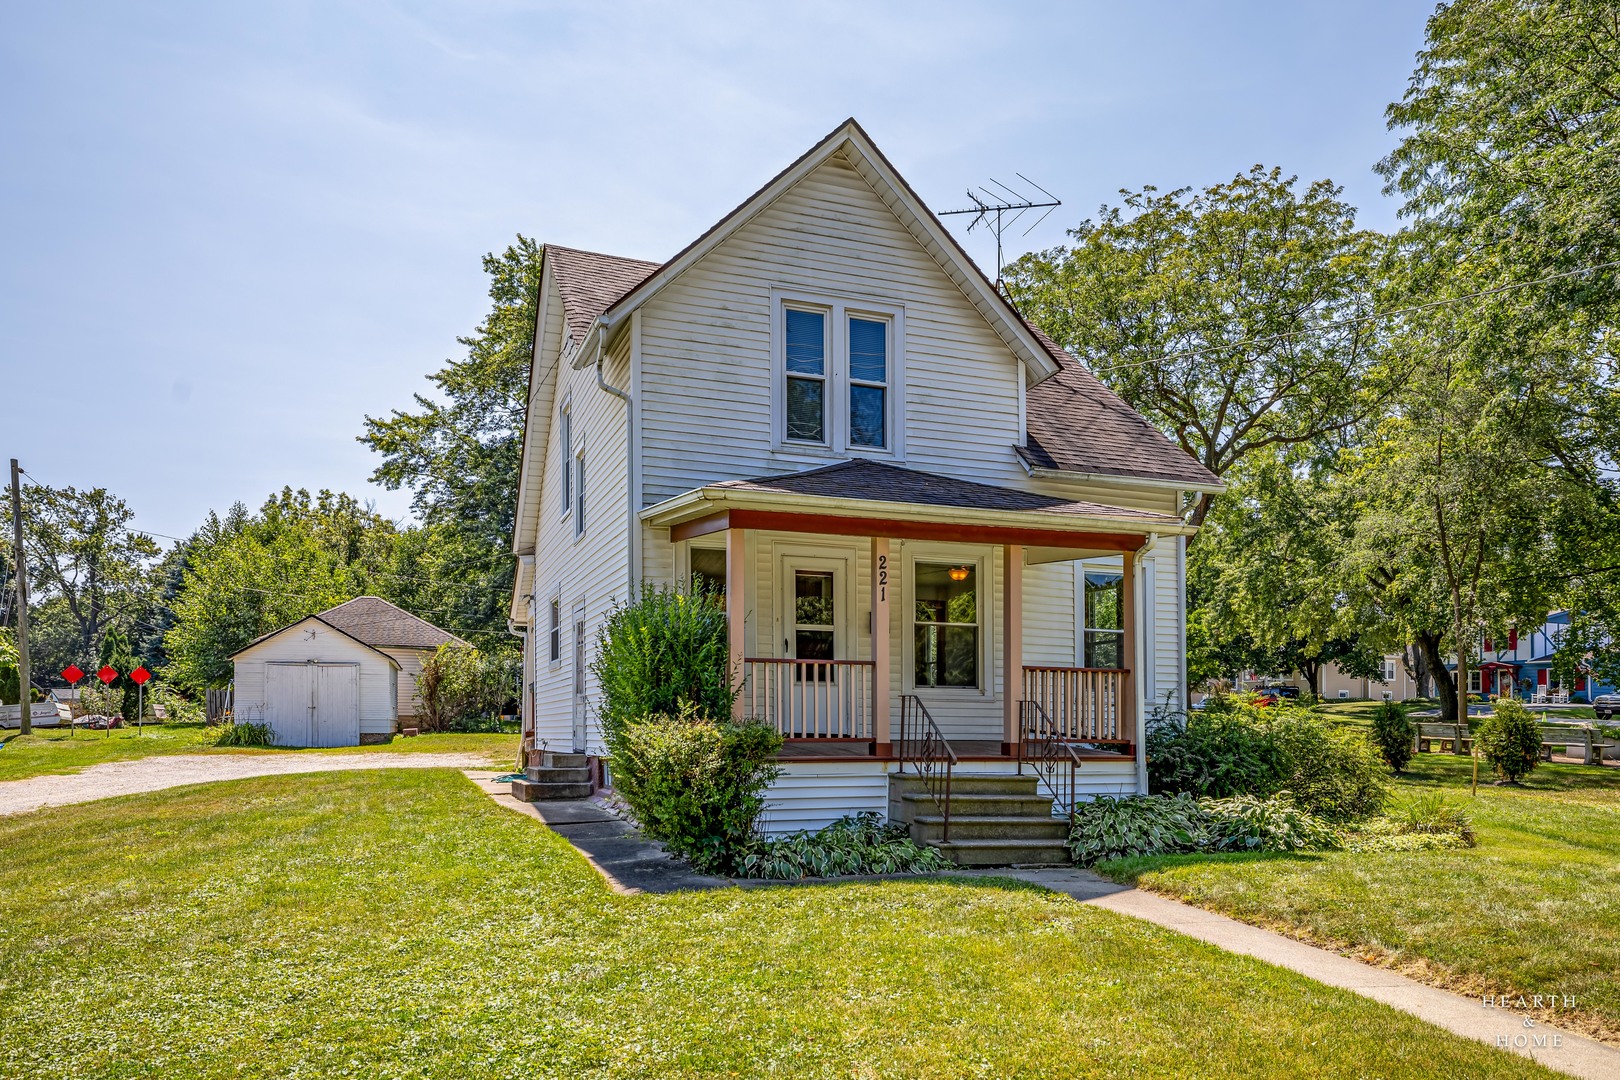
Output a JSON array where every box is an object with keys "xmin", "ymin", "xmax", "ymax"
[{"xmin": 9, "ymin": 460, "xmax": 30, "ymax": 735}]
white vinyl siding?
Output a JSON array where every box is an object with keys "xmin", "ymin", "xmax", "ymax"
[{"xmin": 379, "ymin": 646, "xmax": 434, "ymax": 722}]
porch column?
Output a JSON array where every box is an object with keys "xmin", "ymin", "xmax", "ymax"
[
  {"xmin": 726, "ymin": 527, "xmax": 747, "ymax": 721},
  {"xmin": 1121, "ymin": 548, "xmax": 1138, "ymax": 747},
  {"xmin": 1002, "ymin": 543, "xmax": 1023, "ymax": 754},
  {"xmin": 870, "ymin": 537, "xmax": 891, "ymax": 756}
]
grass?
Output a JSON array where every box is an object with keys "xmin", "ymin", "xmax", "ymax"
[
  {"xmin": 0, "ymin": 724, "xmax": 518, "ymax": 782},
  {"xmin": 0, "ymin": 770, "xmax": 1559, "ymax": 1080},
  {"xmin": 1101, "ymin": 753, "xmax": 1620, "ymax": 1043}
]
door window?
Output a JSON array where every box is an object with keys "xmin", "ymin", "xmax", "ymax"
[
  {"xmin": 573, "ymin": 614, "xmax": 587, "ymax": 697},
  {"xmin": 793, "ymin": 571, "xmax": 836, "ymax": 673}
]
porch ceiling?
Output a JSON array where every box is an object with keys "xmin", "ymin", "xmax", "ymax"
[{"xmin": 641, "ymin": 459, "xmax": 1192, "ymax": 549}]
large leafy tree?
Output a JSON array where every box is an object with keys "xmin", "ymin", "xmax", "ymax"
[
  {"xmin": 163, "ymin": 490, "xmax": 397, "ymax": 690},
  {"xmin": 1382, "ymin": 0, "xmax": 1620, "ymax": 682},
  {"xmin": 20, "ymin": 484, "xmax": 160, "ymax": 679},
  {"xmin": 1003, "ymin": 166, "xmax": 1391, "ymax": 529},
  {"xmin": 359, "ymin": 237, "xmax": 539, "ymax": 638}
]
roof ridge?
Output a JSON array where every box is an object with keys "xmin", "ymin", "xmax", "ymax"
[{"xmin": 546, "ymin": 243, "xmax": 663, "ymax": 267}]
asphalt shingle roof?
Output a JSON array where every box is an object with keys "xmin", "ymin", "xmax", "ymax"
[
  {"xmin": 316, "ymin": 597, "xmax": 468, "ymax": 650},
  {"xmin": 546, "ymin": 245, "xmax": 661, "ymax": 344},
  {"xmin": 712, "ymin": 459, "xmax": 1181, "ymax": 523}
]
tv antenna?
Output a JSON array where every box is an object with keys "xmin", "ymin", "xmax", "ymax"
[{"xmin": 939, "ymin": 174, "xmax": 1061, "ymax": 290}]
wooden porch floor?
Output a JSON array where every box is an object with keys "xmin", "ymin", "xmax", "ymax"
[{"xmin": 775, "ymin": 739, "xmax": 1135, "ymax": 762}]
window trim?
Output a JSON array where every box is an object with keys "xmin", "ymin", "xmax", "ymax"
[{"xmin": 770, "ymin": 288, "xmax": 905, "ymax": 459}]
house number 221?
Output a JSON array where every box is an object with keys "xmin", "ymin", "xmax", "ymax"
[{"xmin": 877, "ymin": 554, "xmax": 888, "ymax": 601}]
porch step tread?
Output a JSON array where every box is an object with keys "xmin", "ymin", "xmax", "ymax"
[
  {"xmin": 512, "ymin": 779, "xmax": 594, "ymax": 802},
  {"xmin": 910, "ymin": 814, "xmax": 1067, "ymax": 827},
  {"xmin": 525, "ymin": 766, "xmax": 591, "ymax": 783}
]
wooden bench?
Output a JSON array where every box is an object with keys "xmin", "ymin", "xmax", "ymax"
[
  {"xmin": 1537, "ymin": 723, "xmax": 1617, "ymax": 766},
  {"xmin": 1413, "ymin": 721, "xmax": 1471, "ymax": 755}
]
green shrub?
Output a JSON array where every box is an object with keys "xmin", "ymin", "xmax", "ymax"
[
  {"xmin": 608, "ymin": 704, "xmax": 781, "ymax": 873},
  {"xmin": 740, "ymin": 813, "xmax": 950, "ymax": 879},
  {"xmin": 1268, "ymin": 713, "xmax": 1389, "ymax": 821},
  {"xmin": 1199, "ymin": 793, "xmax": 1340, "ymax": 852},
  {"xmin": 416, "ymin": 644, "xmax": 519, "ymax": 733},
  {"xmin": 1148, "ymin": 700, "xmax": 1387, "ymax": 821},
  {"xmin": 1475, "ymin": 698, "xmax": 1542, "ymax": 783},
  {"xmin": 593, "ymin": 583, "xmax": 734, "ymax": 745},
  {"xmin": 1068, "ymin": 794, "xmax": 1207, "ymax": 866},
  {"xmin": 214, "ymin": 720, "xmax": 274, "ymax": 747},
  {"xmin": 1370, "ymin": 700, "xmax": 1415, "ymax": 773},
  {"xmin": 1145, "ymin": 701, "xmax": 1285, "ymax": 799}
]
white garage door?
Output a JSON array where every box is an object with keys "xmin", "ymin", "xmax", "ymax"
[{"xmin": 263, "ymin": 662, "xmax": 361, "ymax": 748}]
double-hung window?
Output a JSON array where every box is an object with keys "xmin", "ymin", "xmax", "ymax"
[
  {"xmin": 558, "ymin": 404, "xmax": 572, "ymax": 518},
  {"xmin": 777, "ymin": 295, "xmax": 901, "ymax": 454},
  {"xmin": 548, "ymin": 597, "xmax": 562, "ymax": 665},
  {"xmin": 574, "ymin": 449, "xmax": 586, "ymax": 538},
  {"xmin": 1083, "ymin": 570, "xmax": 1124, "ymax": 668},
  {"xmin": 785, "ymin": 308, "xmax": 828, "ymax": 443}
]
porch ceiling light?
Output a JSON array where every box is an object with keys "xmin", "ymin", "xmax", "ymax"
[{"xmin": 948, "ymin": 566, "xmax": 970, "ymax": 582}]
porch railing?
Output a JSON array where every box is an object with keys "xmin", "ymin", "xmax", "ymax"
[
  {"xmin": 1018, "ymin": 699, "xmax": 1082, "ymax": 823},
  {"xmin": 741, "ymin": 658, "xmax": 874, "ymax": 739},
  {"xmin": 1022, "ymin": 666, "xmax": 1132, "ymax": 746},
  {"xmin": 898, "ymin": 694, "xmax": 957, "ymax": 841}
]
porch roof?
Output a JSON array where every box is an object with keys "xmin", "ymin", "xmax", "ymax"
[{"xmin": 641, "ymin": 459, "xmax": 1193, "ymax": 547}]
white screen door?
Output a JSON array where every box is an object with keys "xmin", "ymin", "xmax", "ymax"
[{"xmin": 571, "ymin": 603, "xmax": 588, "ymax": 752}]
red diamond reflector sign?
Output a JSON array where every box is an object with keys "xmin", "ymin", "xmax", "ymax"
[
  {"xmin": 129, "ymin": 666, "xmax": 151, "ymax": 685},
  {"xmin": 96, "ymin": 666, "xmax": 119, "ymax": 684},
  {"xmin": 61, "ymin": 664, "xmax": 85, "ymax": 684}
]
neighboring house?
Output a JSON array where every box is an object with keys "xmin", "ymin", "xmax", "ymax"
[
  {"xmin": 1271, "ymin": 657, "xmax": 1425, "ymax": 702},
  {"xmin": 1458, "ymin": 612, "xmax": 1614, "ymax": 702},
  {"xmin": 507, "ymin": 119, "xmax": 1222, "ymax": 837},
  {"xmin": 231, "ymin": 597, "xmax": 467, "ymax": 746}
]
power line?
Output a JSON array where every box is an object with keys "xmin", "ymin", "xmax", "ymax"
[{"xmin": 1083, "ymin": 258, "xmax": 1620, "ymax": 377}]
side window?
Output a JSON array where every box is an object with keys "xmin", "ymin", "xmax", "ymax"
[
  {"xmin": 558, "ymin": 405, "xmax": 572, "ymax": 518},
  {"xmin": 574, "ymin": 451, "xmax": 586, "ymax": 538},
  {"xmin": 689, "ymin": 547, "xmax": 727, "ymax": 598},
  {"xmin": 913, "ymin": 562, "xmax": 979, "ymax": 688},
  {"xmin": 548, "ymin": 597, "xmax": 561, "ymax": 664},
  {"xmin": 784, "ymin": 307, "xmax": 827, "ymax": 444},
  {"xmin": 1083, "ymin": 571, "xmax": 1124, "ymax": 668}
]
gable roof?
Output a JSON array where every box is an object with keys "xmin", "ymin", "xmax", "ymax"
[
  {"xmin": 316, "ymin": 596, "xmax": 469, "ymax": 650},
  {"xmin": 228, "ymin": 615, "xmax": 401, "ymax": 666},
  {"xmin": 708, "ymin": 459, "xmax": 1184, "ymax": 524},
  {"xmin": 546, "ymin": 245, "xmax": 661, "ymax": 345},
  {"xmin": 574, "ymin": 117, "xmax": 1060, "ymax": 384}
]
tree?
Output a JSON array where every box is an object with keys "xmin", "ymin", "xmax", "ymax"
[
  {"xmin": 359, "ymin": 237, "xmax": 538, "ymax": 635},
  {"xmin": 96, "ymin": 626, "xmax": 139, "ymax": 722},
  {"xmin": 163, "ymin": 490, "xmax": 397, "ymax": 690},
  {"xmin": 20, "ymin": 484, "xmax": 159, "ymax": 679},
  {"xmin": 1003, "ymin": 167, "xmax": 1391, "ymax": 529}
]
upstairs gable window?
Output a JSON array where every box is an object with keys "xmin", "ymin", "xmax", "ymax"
[
  {"xmin": 785, "ymin": 308, "xmax": 827, "ymax": 443},
  {"xmin": 775, "ymin": 292, "xmax": 903, "ymax": 456}
]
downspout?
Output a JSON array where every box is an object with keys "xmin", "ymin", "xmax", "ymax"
[{"xmin": 591, "ymin": 323, "xmax": 635, "ymax": 602}]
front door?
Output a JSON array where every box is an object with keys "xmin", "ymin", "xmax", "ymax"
[
  {"xmin": 779, "ymin": 554, "xmax": 853, "ymax": 736},
  {"xmin": 571, "ymin": 603, "xmax": 588, "ymax": 752}
]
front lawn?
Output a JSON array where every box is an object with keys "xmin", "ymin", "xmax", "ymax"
[
  {"xmin": 1101, "ymin": 754, "xmax": 1620, "ymax": 1043},
  {"xmin": 0, "ymin": 725, "xmax": 517, "ymax": 782},
  {"xmin": 0, "ymin": 770, "xmax": 1556, "ymax": 1079}
]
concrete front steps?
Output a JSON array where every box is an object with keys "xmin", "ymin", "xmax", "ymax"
[
  {"xmin": 511, "ymin": 752, "xmax": 594, "ymax": 801},
  {"xmin": 891, "ymin": 772, "xmax": 1070, "ymax": 867}
]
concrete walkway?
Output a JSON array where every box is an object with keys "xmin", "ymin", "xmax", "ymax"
[
  {"xmin": 465, "ymin": 772, "xmax": 729, "ymax": 892},
  {"xmin": 991, "ymin": 867, "xmax": 1620, "ymax": 1080},
  {"xmin": 475, "ymin": 782, "xmax": 1618, "ymax": 1079},
  {"xmin": 0, "ymin": 752, "xmax": 500, "ymax": 816}
]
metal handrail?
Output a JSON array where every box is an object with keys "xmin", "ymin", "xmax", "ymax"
[
  {"xmin": 1018, "ymin": 699, "xmax": 1083, "ymax": 824},
  {"xmin": 898, "ymin": 695, "xmax": 958, "ymax": 842}
]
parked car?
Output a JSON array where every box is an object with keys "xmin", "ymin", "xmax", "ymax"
[
  {"xmin": 1593, "ymin": 693, "xmax": 1620, "ymax": 721},
  {"xmin": 1253, "ymin": 684, "xmax": 1301, "ymax": 707}
]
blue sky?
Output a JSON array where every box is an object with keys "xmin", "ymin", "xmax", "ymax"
[{"xmin": 1, "ymin": 1, "xmax": 1433, "ymax": 541}]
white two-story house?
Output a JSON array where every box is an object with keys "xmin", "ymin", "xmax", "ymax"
[{"xmin": 508, "ymin": 119, "xmax": 1222, "ymax": 840}]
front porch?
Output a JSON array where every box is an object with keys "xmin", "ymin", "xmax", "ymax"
[{"xmin": 645, "ymin": 460, "xmax": 1190, "ymax": 776}]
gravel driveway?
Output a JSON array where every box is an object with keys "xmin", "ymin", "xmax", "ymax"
[{"xmin": 0, "ymin": 753, "xmax": 499, "ymax": 816}]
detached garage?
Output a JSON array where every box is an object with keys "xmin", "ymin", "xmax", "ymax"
[{"xmin": 231, "ymin": 598, "xmax": 466, "ymax": 747}]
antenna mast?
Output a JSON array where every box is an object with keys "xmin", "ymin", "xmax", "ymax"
[{"xmin": 939, "ymin": 173, "xmax": 1061, "ymax": 291}]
